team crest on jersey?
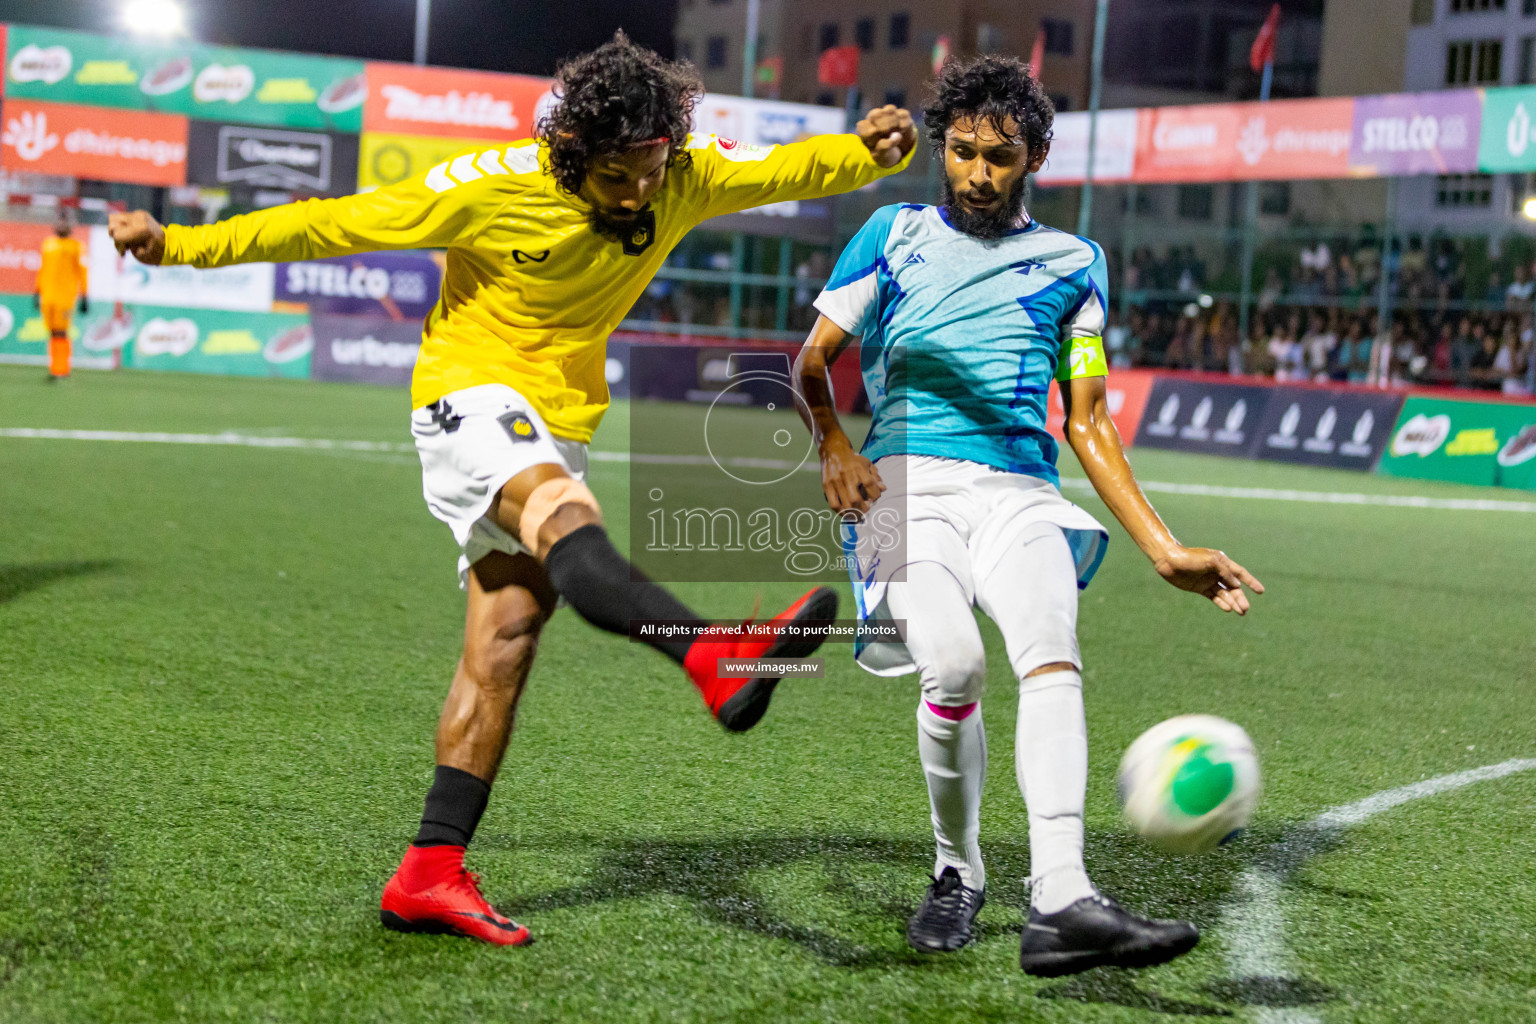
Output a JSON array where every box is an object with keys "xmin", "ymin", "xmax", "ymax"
[
  {"xmin": 498, "ymin": 410, "xmax": 539, "ymax": 443},
  {"xmin": 512, "ymin": 249, "xmax": 550, "ymax": 264},
  {"xmin": 622, "ymin": 208, "xmax": 657, "ymax": 256}
]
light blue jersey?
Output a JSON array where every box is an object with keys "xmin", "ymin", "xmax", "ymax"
[{"xmin": 814, "ymin": 203, "xmax": 1111, "ymax": 485}]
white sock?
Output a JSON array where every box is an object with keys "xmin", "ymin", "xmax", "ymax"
[
  {"xmin": 917, "ymin": 700, "xmax": 987, "ymax": 891},
  {"xmin": 1016, "ymin": 669, "xmax": 1096, "ymax": 913}
]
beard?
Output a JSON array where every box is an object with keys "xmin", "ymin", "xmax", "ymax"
[
  {"xmin": 941, "ymin": 175, "xmax": 1029, "ymax": 241},
  {"xmin": 588, "ymin": 204, "xmax": 649, "ymax": 242}
]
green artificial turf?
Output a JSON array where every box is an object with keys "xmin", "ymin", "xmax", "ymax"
[{"xmin": 0, "ymin": 366, "xmax": 1532, "ymax": 1023}]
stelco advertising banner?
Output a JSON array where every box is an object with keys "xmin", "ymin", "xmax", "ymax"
[
  {"xmin": 363, "ymin": 62, "xmax": 550, "ymax": 142},
  {"xmin": 4, "ymin": 24, "xmax": 365, "ymax": 132},
  {"xmin": 1133, "ymin": 377, "xmax": 1274, "ymax": 456},
  {"xmin": 309, "ymin": 313, "xmax": 421, "ymax": 386},
  {"xmin": 1379, "ymin": 395, "xmax": 1536, "ymax": 489},
  {"xmin": 1247, "ymin": 386, "xmax": 1405, "ymax": 470},
  {"xmin": 276, "ymin": 252, "xmax": 441, "ymax": 319},
  {"xmin": 1349, "ymin": 90, "xmax": 1481, "ymax": 177},
  {"xmin": 88, "ymin": 226, "xmax": 274, "ymax": 312},
  {"xmin": 0, "ymin": 98, "xmax": 188, "ymax": 186},
  {"xmin": 186, "ymin": 120, "xmax": 359, "ymax": 195}
]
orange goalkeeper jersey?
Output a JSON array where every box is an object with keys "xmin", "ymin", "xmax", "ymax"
[
  {"xmin": 164, "ymin": 133, "xmax": 911, "ymax": 442},
  {"xmin": 37, "ymin": 235, "xmax": 88, "ymax": 304}
]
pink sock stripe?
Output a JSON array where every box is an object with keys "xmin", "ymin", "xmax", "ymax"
[{"xmin": 925, "ymin": 700, "xmax": 977, "ymax": 721}]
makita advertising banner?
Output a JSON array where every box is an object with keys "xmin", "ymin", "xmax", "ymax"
[
  {"xmin": 362, "ymin": 62, "xmax": 550, "ymax": 142},
  {"xmin": 1134, "ymin": 377, "xmax": 1273, "ymax": 456},
  {"xmin": 276, "ymin": 252, "xmax": 441, "ymax": 319},
  {"xmin": 4, "ymin": 24, "xmax": 365, "ymax": 132},
  {"xmin": 309, "ymin": 313, "xmax": 420, "ymax": 386},
  {"xmin": 1247, "ymin": 387, "xmax": 1404, "ymax": 470},
  {"xmin": 187, "ymin": 121, "xmax": 358, "ymax": 195}
]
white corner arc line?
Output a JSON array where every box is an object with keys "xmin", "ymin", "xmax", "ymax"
[
  {"xmin": 4, "ymin": 429, "xmax": 1536, "ymax": 513},
  {"xmin": 1220, "ymin": 758, "xmax": 1536, "ymax": 1024}
]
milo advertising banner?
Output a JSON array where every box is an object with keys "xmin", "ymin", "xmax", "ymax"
[
  {"xmin": 0, "ymin": 294, "xmax": 311, "ymax": 377},
  {"xmin": 5, "ymin": 25, "xmax": 365, "ymax": 132},
  {"xmin": 1379, "ymin": 395, "xmax": 1536, "ymax": 490}
]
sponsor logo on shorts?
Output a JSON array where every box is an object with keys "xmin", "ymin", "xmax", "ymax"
[{"xmin": 499, "ymin": 410, "xmax": 538, "ymax": 443}]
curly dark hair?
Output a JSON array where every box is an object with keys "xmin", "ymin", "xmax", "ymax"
[
  {"xmin": 922, "ymin": 54, "xmax": 1054, "ymax": 158},
  {"xmin": 536, "ymin": 31, "xmax": 704, "ymax": 197}
]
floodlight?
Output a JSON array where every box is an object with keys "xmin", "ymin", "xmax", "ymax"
[
  {"xmin": 1523, "ymin": 196, "xmax": 1536, "ymax": 220},
  {"xmin": 121, "ymin": 0, "xmax": 186, "ymax": 36}
]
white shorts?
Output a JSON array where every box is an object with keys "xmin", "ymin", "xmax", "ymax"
[
  {"xmin": 842, "ymin": 455, "xmax": 1109, "ymax": 676},
  {"xmin": 411, "ymin": 384, "xmax": 590, "ymax": 588}
]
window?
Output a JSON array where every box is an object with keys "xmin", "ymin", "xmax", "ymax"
[
  {"xmin": 816, "ymin": 91, "xmax": 836, "ymax": 106},
  {"xmin": 1411, "ymin": 0, "xmax": 1436, "ymax": 22},
  {"xmin": 706, "ymin": 36, "xmax": 727, "ymax": 69},
  {"xmin": 1436, "ymin": 173, "xmax": 1493, "ymax": 206},
  {"xmin": 678, "ymin": 39, "xmax": 694, "ymax": 63},
  {"xmin": 1042, "ymin": 18, "xmax": 1075, "ymax": 56},
  {"xmin": 1051, "ymin": 94, "xmax": 1072, "ymax": 112},
  {"xmin": 855, "ymin": 18, "xmax": 875, "ymax": 51},
  {"xmin": 883, "ymin": 88, "xmax": 906, "ymax": 108},
  {"xmin": 1445, "ymin": 38, "xmax": 1503, "ymax": 83},
  {"xmin": 1259, "ymin": 182, "xmax": 1291, "ymax": 216},
  {"xmin": 819, "ymin": 23, "xmax": 840, "ymax": 52},
  {"xmin": 1177, "ymin": 184, "xmax": 1214, "ymax": 220},
  {"xmin": 889, "ymin": 13, "xmax": 910, "ymax": 49},
  {"xmin": 1450, "ymin": 0, "xmax": 1505, "ymax": 10},
  {"xmin": 1522, "ymin": 36, "xmax": 1536, "ymax": 82},
  {"xmin": 1527, "ymin": 0, "xmax": 1536, "ymax": 14}
]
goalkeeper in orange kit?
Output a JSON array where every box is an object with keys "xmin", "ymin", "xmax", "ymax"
[{"xmin": 36, "ymin": 206, "xmax": 89, "ymax": 381}]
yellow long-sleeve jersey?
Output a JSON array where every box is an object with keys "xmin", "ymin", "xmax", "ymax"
[{"xmin": 165, "ymin": 133, "xmax": 911, "ymax": 442}]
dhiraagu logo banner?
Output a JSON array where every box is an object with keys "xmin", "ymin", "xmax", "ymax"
[
  {"xmin": 1379, "ymin": 395, "xmax": 1536, "ymax": 489},
  {"xmin": 1477, "ymin": 86, "xmax": 1536, "ymax": 172},
  {"xmin": 5, "ymin": 25, "xmax": 365, "ymax": 132}
]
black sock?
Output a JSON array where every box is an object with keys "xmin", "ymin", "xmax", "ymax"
[
  {"xmin": 543, "ymin": 523, "xmax": 703, "ymax": 663},
  {"xmin": 413, "ymin": 765, "xmax": 492, "ymax": 848}
]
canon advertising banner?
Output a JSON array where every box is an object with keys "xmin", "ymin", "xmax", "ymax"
[
  {"xmin": 1247, "ymin": 387, "xmax": 1405, "ymax": 470},
  {"xmin": 1133, "ymin": 377, "xmax": 1274, "ymax": 456}
]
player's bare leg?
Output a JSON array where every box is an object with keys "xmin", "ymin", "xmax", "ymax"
[
  {"xmin": 381, "ymin": 551, "xmax": 553, "ymax": 946},
  {"xmin": 494, "ymin": 464, "xmax": 839, "ymax": 732}
]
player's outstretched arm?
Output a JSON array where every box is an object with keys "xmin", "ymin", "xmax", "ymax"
[
  {"xmin": 794, "ymin": 314, "xmax": 885, "ymax": 516},
  {"xmin": 1063, "ymin": 375, "xmax": 1264, "ymax": 615},
  {"xmin": 108, "ymin": 169, "xmax": 497, "ymax": 269}
]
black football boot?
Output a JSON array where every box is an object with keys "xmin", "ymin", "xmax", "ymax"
[
  {"xmin": 906, "ymin": 866, "xmax": 986, "ymax": 953},
  {"xmin": 1019, "ymin": 891, "xmax": 1198, "ymax": 977}
]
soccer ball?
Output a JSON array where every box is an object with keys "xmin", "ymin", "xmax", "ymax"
[{"xmin": 1117, "ymin": 714, "xmax": 1260, "ymax": 855}]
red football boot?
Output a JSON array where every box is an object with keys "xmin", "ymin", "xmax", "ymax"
[
  {"xmin": 684, "ymin": 585, "xmax": 839, "ymax": 732},
  {"xmin": 380, "ymin": 846, "xmax": 532, "ymax": 946}
]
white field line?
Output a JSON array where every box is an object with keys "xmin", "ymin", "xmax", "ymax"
[
  {"xmin": 1220, "ymin": 758, "xmax": 1536, "ymax": 1024},
  {"xmin": 4, "ymin": 428, "xmax": 1535, "ymax": 513}
]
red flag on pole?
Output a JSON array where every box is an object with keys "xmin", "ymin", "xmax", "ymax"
[
  {"xmin": 1249, "ymin": 3, "xmax": 1281, "ymax": 72},
  {"xmin": 817, "ymin": 45, "xmax": 861, "ymax": 87},
  {"xmin": 1029, "ymin": 26, "xmax": 1046, "ymax": 80}
]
